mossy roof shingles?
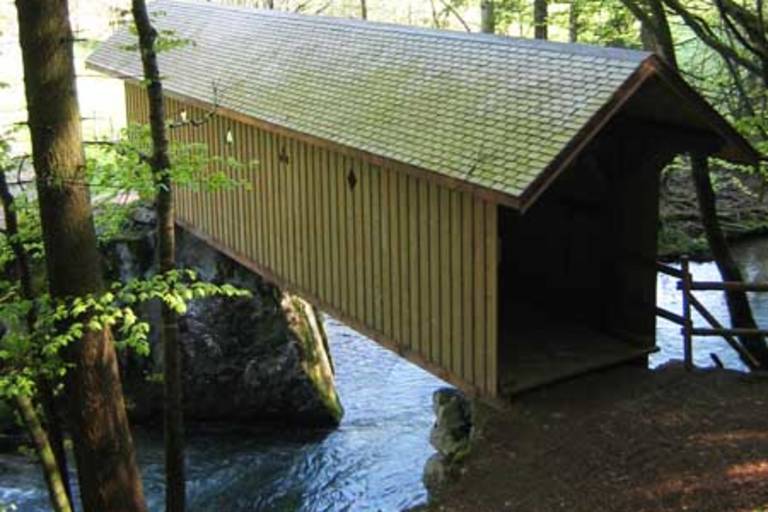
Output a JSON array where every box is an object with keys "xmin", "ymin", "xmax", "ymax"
[{"xmin": 87, "ymin": 0, "xmax": 648, "ymax": 200}]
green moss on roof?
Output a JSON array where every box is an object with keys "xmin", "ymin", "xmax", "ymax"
[{"xmin": 87, "ymin": 0, "xmax": 648, "ymax": 200}]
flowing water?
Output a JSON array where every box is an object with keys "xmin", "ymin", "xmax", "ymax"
[{"xmin": 2, "ymin": 238, "xmax": 767, "ymax": 512}]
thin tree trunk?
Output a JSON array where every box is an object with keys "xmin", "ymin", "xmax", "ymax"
[
  {"xmin": 481, "ymin": 0, "xmax": 495, "ymax": 33},
  {"xmin": 569, "ymin": 0, "xmax": 580, "ymax": 42},
  {"xmin": 690, "ymin": 154, "xmax": 768, "ymax": 369},
  {"xmin": 534, "ymin": 0, "xmax": 548, "ymax": 39},
  {"xmin": 16, "ymin": 394, "xmax": 72, "ymax": 512},
  {"xmin": 131, "ymin": 1, "xmax": 185, "ymax": 511},
  {"xmin": 360, "ymin": 0, "xmax": 367, "ymax": 19},
  {"xmin": 15, "ymin": 1, "xmax": 147, "ymax": 511},
  {"xmin": 37, "ymin": 382, "xmax": 72, "ymax": 506},
  {"xmin": 0, "ymin": 166, "xmax": 73, "ymax": 511}
]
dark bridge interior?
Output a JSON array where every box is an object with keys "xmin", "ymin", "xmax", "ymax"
[{"xmin": 497, "ymin": 119, "xmax": 675, "ymax": 395}]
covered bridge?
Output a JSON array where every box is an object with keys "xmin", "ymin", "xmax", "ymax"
[{"xmin": 88, "ymin": 0, "xmax": 759, "ymax": 397}]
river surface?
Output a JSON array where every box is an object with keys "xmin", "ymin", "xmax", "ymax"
[{"xmin": 2, "ymin": 239, "xmax": 767, "ymax": 511}]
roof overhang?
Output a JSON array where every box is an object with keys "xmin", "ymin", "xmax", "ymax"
[{"xmin": 516, "ymin": 55, "xmax": 762, "ymax": 212}]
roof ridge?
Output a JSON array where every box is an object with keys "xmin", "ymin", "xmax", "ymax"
[{"xmin": 155, "ymin": 0, "xmax": 648, "ymax": 62}]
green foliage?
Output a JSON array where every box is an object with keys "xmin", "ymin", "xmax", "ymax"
[
  {"xmin": 0, "ymin": 123, "xmax": 251, "ymax": 407},
  {"xmin": 0, "ymin": 268, "xmax": 250, "ymax": 401},
  {"xmin": 85, "ymin": 122, "xmax": 253, "ymax": 240}
]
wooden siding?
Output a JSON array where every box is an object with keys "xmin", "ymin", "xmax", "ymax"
[{"xmin": 125, "ymin": 82, "xmax": 499, "ymax": 396}]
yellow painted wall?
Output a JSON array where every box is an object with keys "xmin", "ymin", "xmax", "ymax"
[{"xmin": 126, "ymin": 82, "xmax": 499, "ymax": 396}]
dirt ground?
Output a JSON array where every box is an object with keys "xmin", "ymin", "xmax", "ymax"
[{"xmin": 428, "ymin": 364, "xmax": 768, "ymax": 512}]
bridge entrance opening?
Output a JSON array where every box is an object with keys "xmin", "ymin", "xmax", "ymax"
[{"xmin": 497, "ymin": 126, "xmax": 660, "ymax": 396}]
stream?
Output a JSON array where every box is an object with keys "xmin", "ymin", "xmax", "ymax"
[{"xmin": 2, "ymin": 238, "xmax": 767, "ymax": 511}]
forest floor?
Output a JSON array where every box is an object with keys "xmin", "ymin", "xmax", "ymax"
[{"xmin": 425, "ymin": 364, "xmax": 768, "ymax": 512}]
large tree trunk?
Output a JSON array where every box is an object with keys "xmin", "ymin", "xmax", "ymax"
[
  {"xmin": 15, "ymin": 1, "xmax": 147, "ymax": 511},
  {"xmin": 0, "ymin": 169, "xmax": 73, "ymax": 512},
  {"xmin": 131, "ymin": 1, "xmax": 186, "ymax": 511},
  {"xmin": 481, "ymin": 0, "xmax": 495, "ymax": 33},
  {"xmin": 534, "ymin": 0, "xmax": 548, "ymax": 39},
  {"xmin": 690, "ymin": 155, "xmax": 768, "ymax": 369},
  {"xmin": 360, "ymin": 0, "xmax": 368, "ymax": 19}
]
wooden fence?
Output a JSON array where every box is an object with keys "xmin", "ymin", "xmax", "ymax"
[{"xmin": 656, "ymin": 257, "xmax": 767, "ymax": 370}]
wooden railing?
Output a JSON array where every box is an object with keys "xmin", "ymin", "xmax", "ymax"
[{"xmin": 656, "ymin": 257, "xmax": 766, "ymax": 370}]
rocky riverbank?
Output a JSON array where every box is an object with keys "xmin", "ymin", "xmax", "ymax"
[
  {"xmin": 421, "ymin": 364, "xmax": 768, "ymax": 512},
  {"xmin": 659, "ymin": 164, "xmax": 768, "ymax": 258}
]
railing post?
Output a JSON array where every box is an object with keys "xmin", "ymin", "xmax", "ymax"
[{"xmin": 680, "ymin": 255, "xmax": 693, "ymax": 371}]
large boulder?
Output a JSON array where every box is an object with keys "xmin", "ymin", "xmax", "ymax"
[{"xmin": 106, "ymin": 208, "xmax": 343, "ymax": 427}]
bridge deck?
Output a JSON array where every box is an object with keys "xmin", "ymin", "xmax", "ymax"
[{"xmin": 499, "ymin": 324, "xmax": 655, "ymax": 396}]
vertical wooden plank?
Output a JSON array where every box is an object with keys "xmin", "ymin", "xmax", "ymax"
[
  {"xmin": 340, "ymin": 153, "xmax": 351, "ymax": 313},
  {"xmin": 350, "ymin": 161, "xmax": 360, "ymax": 323},
  {"xmin": 371, "ymin": 165, "xmax": 382, "ymax": 333},
  {"xmin": 266, "ymin": 130, "xmax": 275, "ymax": 268},
  {"xmin": 429, "ymin": 182, "xmax": 441, "ymax": 365},
  {"xmin": 276, "ymin": 135, "xmax": 291, "ymax": 281},
  {"xmin": 292, "ymin": 139, "xmax": 303, "ymax": 288},
  {"xmin": 218, "ymin": 116, "xmax": 228, "ymax": 244},
  {"xmin": 473, "ymin": 199, "xmax": 487, "ymax": 393},
  {"xmin": 398, "ymin": 171, "xmax": 410, "ymax": 349},
  {"xmin": 408, "ymin": 176, "xmax": 420, "ymax": 354},
  {"xmin": 272, "ymin": 133, "xmax": 283, "ymax": 276},
  {"xmin": 258, "ymin": 128, "xmax": 267, "ymax": 264},
  {"xmin": 329, "ymin": 151, "xmax": 341, "ymax": 309},
  {"xmin": 462, "ymin": 193, "xmax": 475, "ymax": 384},
  {"xmin": 245, "ymin": 123, "xmax": 255, "ymax": 260},
  {"xmin": 268, "ymin": 130, "xmax": 278, "ymax": 272},
  {"xmin": 418, "ymin": 178, "xmax": 431, "ymax": 361},
  {"xmin": 206, "ymin": 112, "xmax": 216, "ymax": 239},
  {"xmin": 485, "ymin": 202, "xmax": 498, "ymax": 397},
  {"xmin": 213, "ymin": 115, "xmax": 222, "ymax": 242},
  {"xmin": 259, "ymin": 128, "xmax": 268, "ymax": 264},
  {"xmin": 231, "ymin": 122, "xmax": 242, "ymax": 254},
  {"xmin": 303, "ymin": 143, "xmax": 312, "ymax": 293},
  {"xmin": 307, "ymin": 144, "xmax": 318, "ymax": 296},
  {"xmin": 355, "ymin": 161, "xmax": 374, "ymax": 327},
  {"xmin": 451, "ymin": 190, "xmax": 463, "ymax": 379},
  {"xmin": 439, "ymin": 186, "xmax": 452, "ymax": 371},
  {"xmin": 239, "ymin": 122, "xmax": 249, "ymax": 257},
  {"xmin": 382, "ymin": 168, "xmax": 394, "ymax": 340},
  {"xmin": 248, "ymin": 125, "xmax": 259, "ymax": 262},
  {"xmin": 223, "ymin": 119, "xmax": 233, "ymax": 249},
  {"xmin": 297, "ymin": 141, "xmax": 308, "ymax": 289},
  {"xmin": 320, "ymin": 148, "xmax": 331, "ymax": 303},
  {"xmin": 286, "ymin": 137, "xmax": 296, "ymax": 284}
]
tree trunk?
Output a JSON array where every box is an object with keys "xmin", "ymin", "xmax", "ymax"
[
  {"xmin": 15, "ymin": 1, "xmax": 147, "ymax": 511},
  {"xmin": 360, "ymin": 0, "xmax": 368, "ymax": 19},
  {"xmin": 690, "ymin": 154, "xmax": 768, "ymax": 369},
  {"xmin": 534, "ymin": 0, "xmax": 548, "ymax": 39},
  {"xmin": 569, "ymin": 0, "xmax": 580, "ymax": 42},
  {"xmin": 630, "ymin": 0, "xmax": 767, "ymax": 368},
  {"xmin": 481, "ymin": 0, "xmax": 495, "ymax": 33},
  {"xmin": 0, "ymin": 166, "xmax": 73, "ymax": 511},
  {"xmin": 16, "ymin": 394, "xmax": 72, "ymax": 512},
  {"xmin": 131, "ymin": 1, "xmax": 185, "ymax": 511}
]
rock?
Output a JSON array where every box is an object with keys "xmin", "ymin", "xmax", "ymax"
[
  {"xmin": 429, "ymin": 388, "xmax": 472, "ymax": 462},
  {"xmin": 422, "ymin": 453, "xmax": 448, "ymax": 493},
  {"xmin": 107, "ymin": 217, "xmax": 343, "ymax": 427},
  {"xmin": 423, "ymin": 388, "xmax": 473, "ymax": 495}
]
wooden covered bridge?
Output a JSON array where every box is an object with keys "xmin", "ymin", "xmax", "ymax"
[{"xmin": 88, "ymin": 0, "xmax": 759, "ymax": 398}]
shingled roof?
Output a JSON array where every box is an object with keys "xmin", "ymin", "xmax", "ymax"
[{"xmin": 88, "ymin": 0, "xmax": 759, "ymax": 208}]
